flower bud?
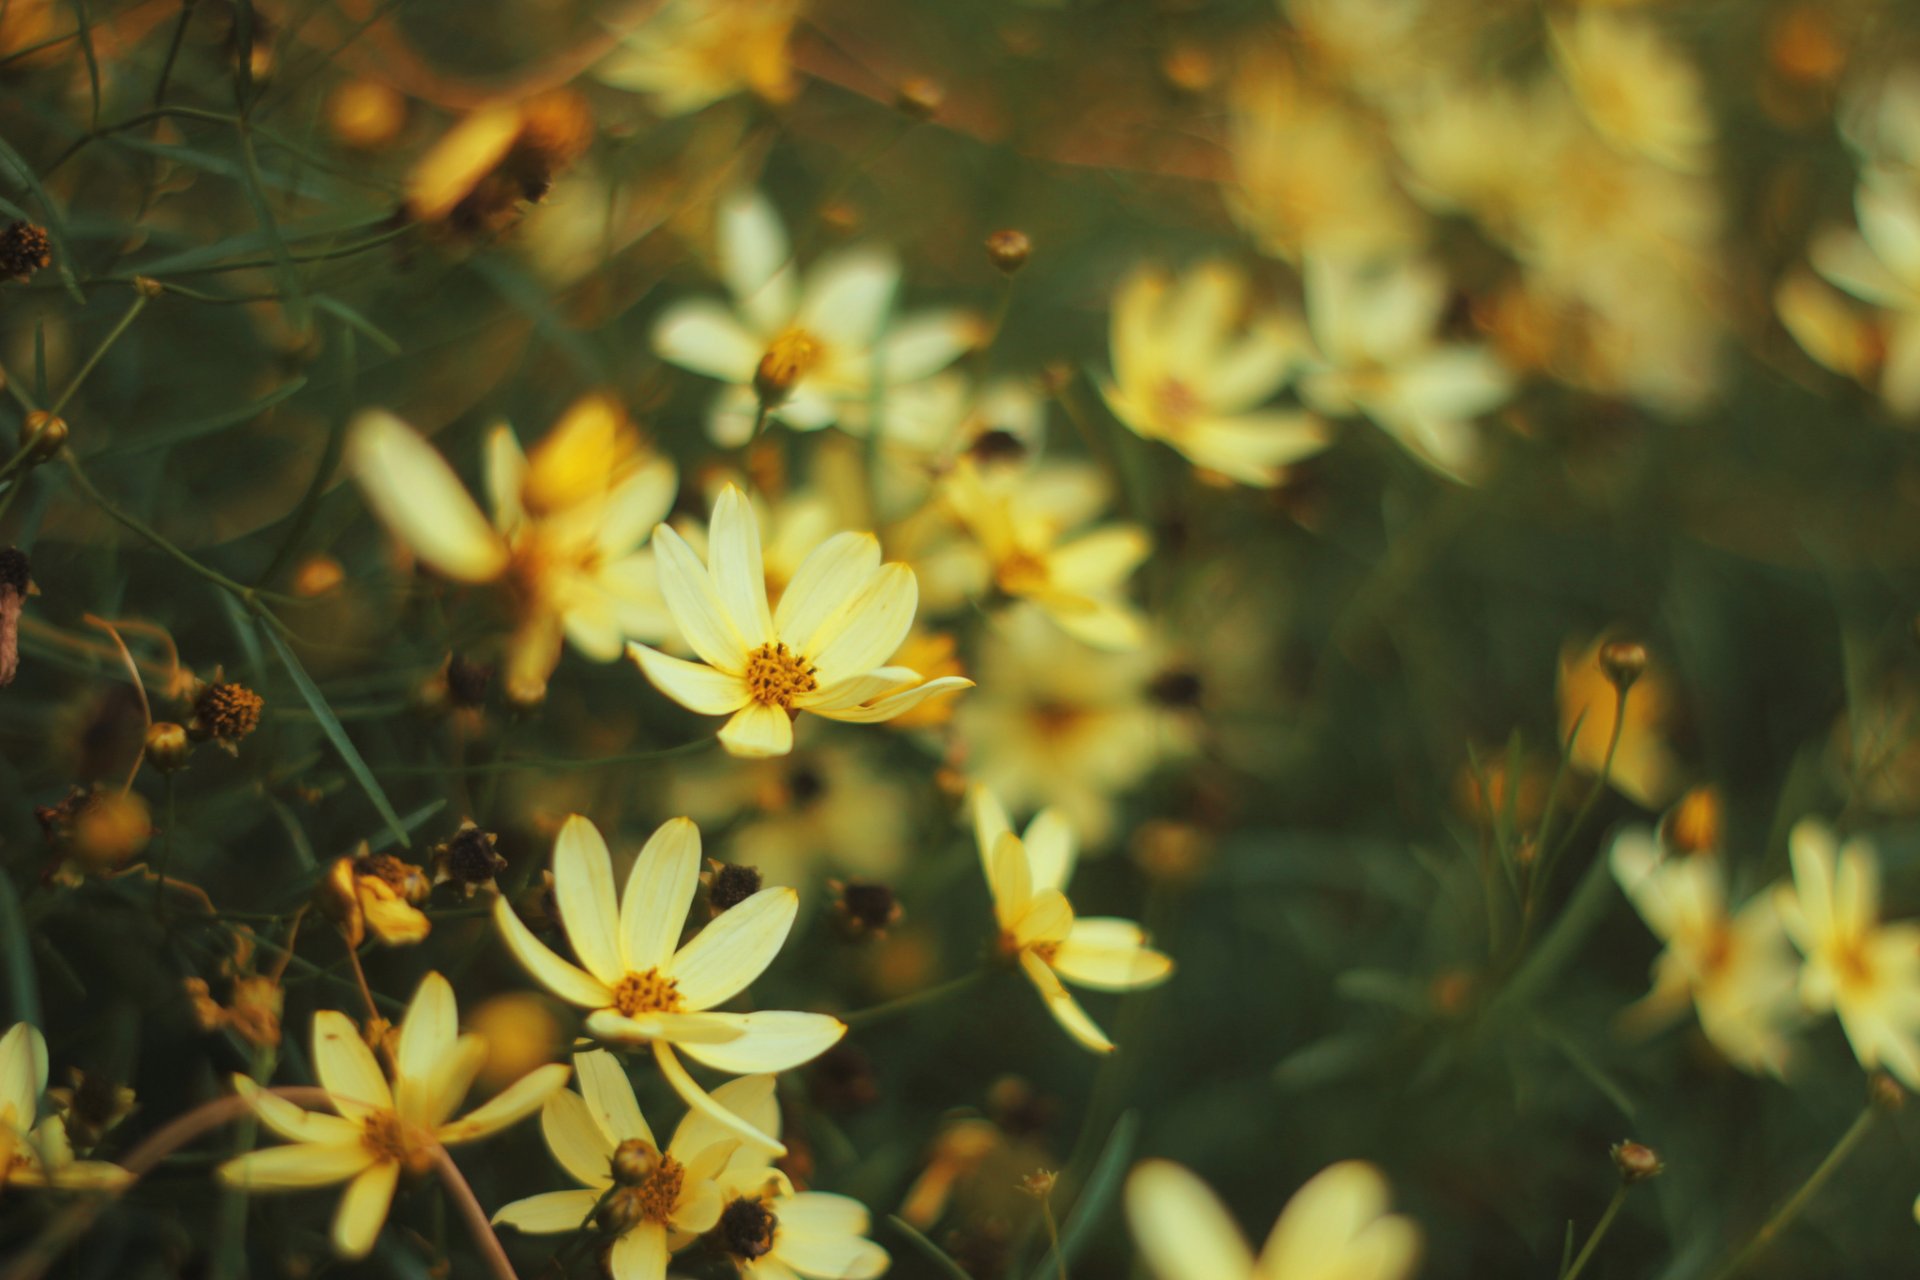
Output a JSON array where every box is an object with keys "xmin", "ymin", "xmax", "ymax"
[
  {"xmin": 1871, "ymin": 1072, "xmax": 1906, "ymax": 1112},
  {"xmin": 610, "ymin": 1138, "xmax": 661, "ymax": 1186},
  {"xmin": 984, "ymin": 229, "xmax": 1031, "ymax": 276},
  {"xmin": 144, "ymin": 721, "xmax": 192, "ymax": 773},
  {"xmin": 68, "ymin": 789, "xmax": 153, "ymax": 871},
  {"xmin": 893, "ymin": 76, "xmax": 944, "ymax": 120},
  {"xmin": 1598, "ymin": 641, "xmax": 1648, "ymax": 694},
  {"xmin": 19, "ymin": 410, "xmax": 67, "ymax": 464},
  {"xmin": 1611, "ymin": 1140, "xmax": 1663, "ymax": 1183}
]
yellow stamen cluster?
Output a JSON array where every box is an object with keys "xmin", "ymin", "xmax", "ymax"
[
  {"xmin": 744, "ymin": 642, "xmax": 817, "ymax": 709},
  {"xmin": 994, "ymin": 548, "xmax": 1051, "ymax": 596},
  {"xmin": 1150, "ymin": 377, "xmax": 1201, "ymax": 431},
  {"xmin": 360, "ymin": 1111, "xmax": 436, "ymax": 1175},
  {"xmin": 612, "ymin": 968, "xmax": 684, "ymax": 1016}
]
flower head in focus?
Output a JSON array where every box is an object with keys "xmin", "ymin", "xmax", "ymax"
[
  {"xmin": 1097, "ymin": 261, "xmax": 1327, "ymax": 487},
  {"xmin": 1125, "ymin": 1158, "xmax": 1419, "ymax": 1280},
  {"xmin": 492, "ymin": 1050, "xmax": 748, "ymax": 1278},
  {"xmin": 629, "ymin": 485, "xmax": 973, "ymax": 758},
  {"xmin": 596, "ymin": 0, "xmax": 800, "ymax": 117},
  {"xmin": 347, "ymin": 396, "xmax": 677, "ymax": 704},
  {"xmin": 0, "ymin": 1023, "xmax": 133, "ymax": 1192},
  {"xmin": 217, "ymin": 973, "xmax": 571, "ymax": 1258},
  {"xmin": 1775, "ymin": 820, "xmax": 1920, "ymax": 1088},
  {"xmin": 652, "ymin": 190, "xmax": 981, "ymax": 445},
  {"xmin": 973, "ymin": 786, "xmax": 1172, "ymax": 1053},
  {"xmin": 492, "ymin": 814, "xmax": 844, "ymax": 1153}
]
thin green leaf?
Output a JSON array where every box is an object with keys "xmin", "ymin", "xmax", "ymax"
[
  {"xmin": 68, "ymin": 0, "xmax": 100, "ymax": 129},
  {"xmin": 0, "ymin": 873, "xmax": 40, "ymax": 1027},
  {"xmin": 1030, "ymin": 1109, "xmax": 1140, "ymax": 1280},
  {"xmin": 260, "ymin": 623, "xmax": 409, "ymax": 847},
  {"xmin": 233, "ymin": 123, "xmax": 309, "ymax": 329},
  {"xmin": 88, "ymin": 377, "xmax": 307, "ymax": 459},
  {"xmin": 885, "ymin": 1217, "xmax": 972, "ymax": 1280},
  {"xmin": 313, "ymin": 295, "xmax": 398, "ymax": 355}
]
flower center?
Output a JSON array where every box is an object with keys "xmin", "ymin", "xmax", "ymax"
[
  {"xmin": 745, "ymin": 642, "xmax": 818, "ymax": 709},
  {"xmin": 755, "ymin": 328, "xmax": 827, "ymax": 405},
  {"xmin": 994, "ymin": 548, "xmax": 1050, "ymax": 596},
  {"xmin": 612, "ymin": 968, "xmax": 684, "ymax": 1017},
  {"xmin": 360, "ymin": 1110, "xmax": 436, "ymax": 1175},
  {"xmin": 598, "ymin": 1155, "xmax": 685, "ymax": 1230},
  {"xmin": 718, "ymin": 1195, "xmax": 779, "ymax": 1259},
  {"xmin": 1150, "ymin": 377, "xmax": 1202, "ymax": 432}
]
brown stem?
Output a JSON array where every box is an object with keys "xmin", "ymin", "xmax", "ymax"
[{"xmin": 432, "ymin": 1145, "xmax": 519, "ymax": 1280}]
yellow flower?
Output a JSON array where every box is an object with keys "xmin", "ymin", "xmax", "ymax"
[
  {"xmin": 322, "ymin": 851, "xmax": 431, "ymax": 948},
  {"xmin": 0, "ymin": 1023, "xmax": 133, "ymax": 1192},
  {"xmin": 217, "ymin": 973, "xmax": 571, "ymax": 1259},
  {"xmin": 596, "ymin": 0, "xmax": 800, "ymax": 117},
  {"xmin": 1775, "ymin": 820, "xmax": 1920, "ymax": 1088},
  {"xmin": 974, "ymin": 786, "xmax": 1172, "ymax": 1053},
  {"xmin": 1611, "ymin": 826, "xmax": 1800, "ymax": 1076},
  {"xmin": 652, "ymin": 189, "xmax": 981, "ymax": 445},
  {"xmin": 491, "ymin": 814, "xmax": 844, "ymax": 1154},
  {"xmin": 347, "ymin": 395, "xmax": 677, "ymax": 704},
  {"xmin": 1549, "ymin": 11, "xmax": 1714, "ymax": 174},
  {"xmin": 405, "ymin": 91, "xmax": 591, "ymax": 237},
  {"xmin": 943, "ymin": 458, "xmax": 1149, "ymax": 651},
  {"xmin": 1556, "ymin": 635, "xmax": 1682, "ymax": 810},
  {"xmin": 629, "ymin": 485, "xmax": 973, "ymax": 758},
  {"xmin": 1097, "ymin": 261, "xmax": 1327, "ymax": 488},
  {"xmin": 493, "ymin": 1050, "xmax": 750, "ymax": 1279},
  {"xmin": 1810, "ymin": 173, "xmax": 1920, "ymax": 416},
  {"xmin": 1126, "ymin": 1158, "xmax": 1419, "ymax": 1280}
]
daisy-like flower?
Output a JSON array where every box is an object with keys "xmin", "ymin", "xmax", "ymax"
[
  {"xmin": 629, "ymin": 485, "xmax": 973, "ymax": 759},
  {"xmin": 1096, "ymin": 261, "xmax": 1328, "ymax": 488},
  {"xmin": 0, "ymin": 1023, "xmax": 132, "ymax": 1192},
  {"xmin": 217, "ymin": 972, "xmax": 570, "ymax": 1259},
  {"xmin": 943, "ymin": 459, "xmax": 1151, "ymax": 651},
  {"xmin": 492, "ymin": 1050, "xmax": 744, "ymax": 1279},
  {"xmin": 973, "ymin": 786, "xmax": 1172, "ymax": 1053},
  {"xmin": 347, "ymin": 395, "xmax": 677, "ymax": 705},
  {"xmin": 652, "ymin": 189, "xmax": 981, "ymax": 446},
  {"xmin": 1549, "ymin": 11, "xmax": 1714, "ymax": 174},
  {"xmin": 596, "ymin": 0, "xmax": 800, "ymax": 118},
  {"xmin": 1774, "ymin": 819, "xmax": 1920, "ymax": 1088},
  {"xmin": 491, "ymin": 814, "xmax": 844, "ymax": 1153},
  {"xmin": 1809, "ymin": 173, "xmax": 1920, "ymax": 417},
  {"xmin": 1610, "ymin": 825, "xmax": 1800, "ymax": 1076},
  {"xmin": 1126, "ymin": 1159, "xmax": 1419, "ymax": 1280},
  {"xmin": 1297, "ymin": 251, "xmax": 1515, "ymax": 483}
]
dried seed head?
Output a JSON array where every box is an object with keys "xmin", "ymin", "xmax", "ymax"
[
  {"xmin": 1610, "ymin": 1140, "xmax": 1663, "ymax": 1184},
  {"xmin": 432, "ymin": 823, "xmax": 507, "ymax": 894},
  {"xmin": 705, "ymin": 861, "xmax": 764, "ymax": 914},
  {"xmin": 191, "ymin": 681, "xmax": 263, "ymax": 745},
  {"xmin": 445, "ymin": 654, "xmax": 492, "ymax": 708},
  {"xmin": 0, "ymin": 221, "xmax": 51, "ymax": 283},
  {"xmin": 716, "ymin": 1195, "xmax": 778, "ymax": 1260},
  {"xmin": 144, "ymin": 721, "xmax": 192, "ymax": 773},
  {"xmin": 985, "ymin": 229, "xmax": 1031, "ymax": 275},
  {"xmin": 831, "ymin": 879, "xmax": 902, "ymax": 941}
]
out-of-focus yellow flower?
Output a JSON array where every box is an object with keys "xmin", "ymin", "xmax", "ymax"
[
  {"xmin": 466, "ymin": 994, "xmax": 564, "ymax": 1094},
  {"xmin": 1550, "ymin": 11, "xmax": 1714, "ymax": 173},
  {"xmin": 672, "ymin": 743, "xmax": 912, "ymax": 884},
  {"xmin": 1809, "ymin": 174, "xmax": 1920, "ymax": 416},
  {"xmin": 842, "ymin": 373, "xmax": 1047, "ymax": 520},
  {"xmin": 597, "ymin": 0, "xmax": 800, "ymax": 117},
  {"xmin": 0, "ymin": 1023, "xmax": 133, "ymax": 1192},
  {"xmin": 1776, "ymin": 269, "xmax": 1883, "ymax": 390},
  {"xmin": 1611, "ymin": 825, "xmax": 1800, "ymax": 1076},
  {"xmin": 405, "ymin": 91, "xmax": 590, "ymax": 237},
  {"xmin": 652, "ymin": 190, "xmax": 981, "ymax": 445},
  {"xmin": 630, "ymin": 486, "xmax": 972, "ymax": 758},
  {"xmin": 1557, "ymin": 636, "xmax": 1682, "ymax": 809},
  {"xmin": 1775, "ymin": 820, "xmax": 1920, "ymax": 1088},
  {"xmin": 1298, "ymin": 252, "xmax": 1514, "ymax": 483},
  {"xmin": 1226, "ymin": 55, "xmax": 1420, "ymax": 262},
  {"xmin": 1126, "ymin": 1158, "xmax": 1419, "ymax": 1280},
  {"xmin": 491, "ymin": 814, "xmax": 843, "ymax": 1153},
  {"xmin": 326, "ymin": 80, "xmax": 407, "ymax": 150},
  {"xmin": 492, "ymin": 1050, "xmax": 742, "ymax": 1276},
  {"xmin": 1097, "ymin": 261, "xmax": 1326, "ymax": 487},
  {"xmin": 973, "ymin": 787, "xmax": 1172, "ymax": 1053},
  {"xmin": 217, "ymin": 973, "xmax": 570, "ymax": 1259},
  {"xmin": 944, "ymin": 459, "xmax": 1149, "ymax": 651},
  {"xmin": 347, "ymin": 396, "xmax": 677, "ymax": 704}
]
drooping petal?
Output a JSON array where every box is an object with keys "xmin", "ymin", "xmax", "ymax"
[
  {"xmin": 575, "ymin": 1049, "xmax": 652, "ymax": 1148},
  {"xmin": 492, "ymin": 895, "xmax": 615, "ymax": 1008},
  {"xmin": 584, "ymin": 1009, "xmax": 748, "ymax": 1047},
  {"xmin": 651, "ymin": 523, "xmax": 750, "ymax": 671},
  {"xmin": 218, "ymin": 1142, "xmax": 379, "ymax": 1190},
  {"xmin": 619, "ymin": 816, "xmax": 704, "ymax": 973},
  {"xmin": 1126, "ymin": 1160, "xmax": 1257, "ymax": 1280},
  {"xmin": 708, "ymin": 486, "xmax": 776, "ymax": 647},
  {"xmin": 1018, "ymin": 951, "xmax": 1114, "ymax": 1053},
  {"xmin": 773, "ymin": 532, "xmax": 883, "ymax": 657},
  {"xmin": 803, "ymin": 675, "xmax": 972, "ymax": 723},
  {"xmin": 492, "ymin": 1187, "xmax": 606, "ymax": 1234},
  {"xmin": 554, "ymin": 815, "xmax": 627, "ymax": 987},
  {"xmin": 669, "ymin": 1075, "xmax": 781, "ymax": 1163},
  {"xmin": 668, "ymin": 887, "xmax": 798, "ymax": 1009},
  {"xmin": 332, "ymin": 1159, "xmax": 401, "ymax": 1259},
  {"xmin": 719, "ymin": 703, "xmax": 795, "ymax": 758},
  {"xmin": 1013, "ymin": 889, "xmax": 1074, "ymax": 949},
  {"xmin": 541, "ymin": 1086, "xmax": 618, "ymax": 1187},
  {"xmin": 312, "ymin": 1011, "xmax": 393, "ymax": 1121},
  {"xmin": 794, "ymin": 666, "xmax": 919, "ymax": 712},
  {"xmin": 346, "ymin": 411, "xmax": 509, "ymax": 583},
  {"xmin": 437, "ymin": 1062, "xmax": 572, "ymax": 1145},
  {"xmin": 233, "ymin": 1076, "xmax": 361, "ymax": 1146},
  {"xmin": 628, "ymin": 643, "xmax": 751, "ymax": 715},
  {"xmin": 653, "ymin": 1042, "xmax": 787, "ymax": 1156},
  {"xmin": 609, "ymin": 1220, "xmax": 670, "ymax": 1280},
  {"xmin": 673, "ymin": 1011, "xmax": 847, "ymax": 1075},
  {"xmin": 484, "ymin": 424, "xmax": 529, "ymax": 533},
  {"xmin": 776, "ymin": 1206, "xmax": 891, "ymax": 1280}
]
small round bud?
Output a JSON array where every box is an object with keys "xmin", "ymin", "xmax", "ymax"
[
  {"xmin": 1018, "ymin": 1168, "xmax": 1058, "ymax": 1199},
  {"xmin": 290, "ymin": 553, "xmax": 345, "ymax": 597},
  {"xmin": 69, "ymin": 789, "xmax": 153, "ymax": 871},
  {"xmin": 1610, "ymin": 1140, "xmax": 1664, "ymax": 1183},
  {"xmin": 132, "ymin": 276, "xmax": 163, "ymax": 299},
  {"xmin": 0, "ymin": 220, "xmax": 52, "ymax": 283},
  {"xmin": 19, "ymin": 411, "xmax": 68, "ymax": 464},
  {"xmin": 610, "ymin": 1138, "xmax": 662, "ymax": 1186},
  {"xmin": 1871, "ymin": 1072, "xmax": 1906, "ymax": 1112},
  {"xmin": 831, "ymin": 880, "xmax": 902, "ymax": 941},
  {"xmin": 1598, "ymin": 641, "xmax": 1648, "ymax": 693},
  {"xmin": 893, "ymin": 76, "xmax": 944, "ymax": 120},
  {"xmin": 327, "ymin": 79, "xmax": 407, "ymax": 150},
  {"xmin": 984, "ymin": 229, "xmax": 1031, "ymax": 276},
  {"xmin": 144, "ymin": 722, "xmax": 192, "ymax": 773}
]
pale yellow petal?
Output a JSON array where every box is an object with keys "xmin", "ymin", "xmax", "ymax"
[
  {"xmin": 708, "ymin": 486, "xmax": 776, "ymax": 646},
  {"xmin": 1052, "ymin": 921, "xmax": 1174, "ymax": 992},
  {"xmin": 492, "ymin": 1188, "xmax": 606, "ymax": 1234},
  {"xmin": 346, "ymin": 411, "xmax": 508, "ymax": 583},
  {"xmin": 541, "ymin": 1085, "xmax": 617, "ymax": 1187},
  {"xmin": 988, "ymin": 832, "xmax": 1032, "ymax": 926},
  {"xmin": 628, "ymin": 642, "xmax": 750, "ymax": 715},
  {"xmin": 610, "ymin": 1219, "xmax": 670, "ymax": 1280},
  {"xmin": 620, "ymin": 816, "xmax": 704, "ymax": 973},
  {"xmin": 332, "ymin": 1159, "xmax": 400, "ymax": 1259},
  {"xmin": 575, "ymin": 1048, "xmax": 652, "ymax": 1148},
  {"xmin": 669, "ymin": 1075, "xmax": 780, "ymax": 1163},
  {"xmin": 218, "ymin": 1142, "xmax": 378, "ymax": 1190},
  {"xmin": 0, "ymin": 1023, "xmax": 47, "ymax": 1131},
  {"xmin": 233, "ymin": 1076, "xmax": 360, "ymax": 1146},
  {"xmin": 554, "ymin": 815, "xmax": 627, "ymax": 987},
  {"xmin": 673, "ymin": 1011, "xmax": 846, "ymax": 1075},
  {"xmin": 772, "ymin": 532, "xmax": 883, "ymax": 657},
  {"xmin": 411, "ymin": 1034, "xmax": 488, "ymax": 1131},
  {"xmin": 652, "ymin": 522, "xmax": 749, "ymax": 671},
  {"xmin": 492, "ymin": 895, "xmax": 615, "ymax": 1008},
  {"xmin": 1126, "ymin": 1160, "xmax": 1256, "ymax": 1280},
  {"xmin": 804, "ymin": 675, "xmax": 972, "ymax": 723},
  {"xmin": 669, "ymin": 887, "xmax": 797, "ymax": 1010},
  {"xmin": 719, "ymin": 702, "xmax": 795, "ymax": 758},
  {"xmin": 394, "ymin": 971, "xmax": 458, "ymax": 1111},
  {"xmin": 1019, "ymin": 950, "xmax": 1114, "ymax": 1053},
  {"xmin": 312, "ymin": 1011, "xmax": 393, "ymax": 1121},
  {"xmin": 808, "ymin": 564, "xmax": 917, "ymax": 685},
  {"xmin": 437, "ymin": 1062, "xmax": 572, "ymax": 1145},
  {"xmin": 653, "ymin": 1041, "xmax": 786, "ymax": 1156}
]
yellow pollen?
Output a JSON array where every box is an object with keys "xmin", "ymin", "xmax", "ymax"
[
  {"xmin": 745, "ymin": 642, "xmax": 818, "ymax": 709},
  {"xmin": 612, "ymin": 968, "xmax": 684, "ymax": 1016},
  {"xmin": 360, "ymin": 1110, "xmax": 436, "ymax": 1175}
]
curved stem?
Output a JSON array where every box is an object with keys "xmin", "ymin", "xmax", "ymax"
[
  {"xmin": 842, "ymin": 968, "xmax": 987, "ymax": 1029},
  {"xmin": 431, "ymin": 1145, "xmax": 518, "ymax": 1280},
  {"xmin": 1705, "ymin": 1105, "xmax": 1878, "ymax": 1280},
  {"xmin": 1560, "ymin": 1185, "xmax": 1627, "ymax": 1280}
]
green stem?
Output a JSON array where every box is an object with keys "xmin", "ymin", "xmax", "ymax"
[
  {"xmin": 843, "ymin": 968, "xmax": 987, "ymax": 1029},
  {"xmin": 1040, "ymin": 1196, "xmax": 1068, "ymax": 1280},
  {"xmin": 1560, "ymin": 1185, "xmax": 1628, "ymax": 1280},
  {"xmin": 1705, "ymin": 1106, "xmax": 1879, "ymax": 1280},
  {"xmin": 50, "ymin": 294, "xmax": 149, "ymax": 416}
]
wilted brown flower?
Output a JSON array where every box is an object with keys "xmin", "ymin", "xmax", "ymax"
[
  {"xmin": 0, "ymin": 220, "xmax": 51, "ymax": 283},
  {"xmin": 189, "ymin": 680, "xmax": 263, "ymax": 750},
  {"xmin": 431, "ymin": 822, "xmax": 508, "ymax": 896}
]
